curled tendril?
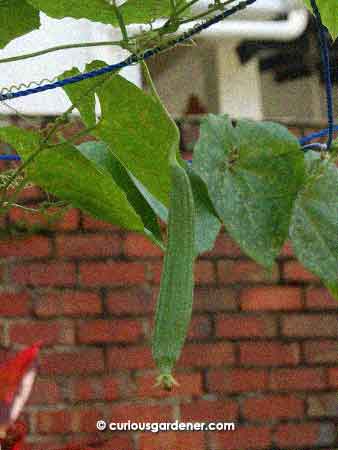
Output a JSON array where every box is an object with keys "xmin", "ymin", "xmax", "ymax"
[{"xmin": 0, "ymin": 77, "xmax": 58, "ymax": 98}]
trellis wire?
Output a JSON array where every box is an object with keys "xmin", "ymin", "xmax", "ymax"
[{"xmin": 0, "ymin": 0, "xmax": 336, "ymax": 161}]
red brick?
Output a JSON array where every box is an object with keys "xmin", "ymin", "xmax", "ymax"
[
  {"xmin": 281, "ymin": 314, "xmax": 338, "ymax": 337},
  {"xmin": 56, "ymin": 233, "xmax": 121, "ymax": 258},
  {"xmin": 0, "ymin": 291, "xmax": 30, "ymax": 316},
  {"xmin": 207, "ymin": 368, "xmax": 268, "ymax": 393},
  {"xmin": 304, "ymin": 340, "xmax": 338, "ymax": 363},
  {"xmin": 240, "ymin": 286, "xmax": 302, "ymax": 311},
  {"xmin": 242, "ymin": 395, "xmax": 304, "ymax": 421},
  {"xmin": 136, "ymin": 372, "xmax": 202, "ymax": 398},
  {"xmin": 194, "ymin": 260, "xmax": 216, "ymax": 284},
  {"xmin": 34, "ymin": 290, "xmax": 102, "ymax": 317},
  {"xmin": 188, "ymin": 315, "xmax": 212, "ymax": 339},
  {"xmin": 328, "ymin": 368, "xmax": 338, "ymax": 388},
  {"xmin": 36, "ymin": 408, "xmax": 104, "ymax": 434},
  {"xmin": 283, "ymin": 261, "xmax": 319, "ymax": 282},
  {"xmin": 54, "ymin": 208, "xmax": 80, "ymax": 231},
  {"xmin": 123, "ymin": 233, "xmax": 163, "ymax": 258},
  {"xmin": 274, "ymin": 423, "xmax": 334, "ymax": 447},
  {"xmin": 110, "ymin": 403, "xmax": 173, "ymax": 423},
  {"xmin": 139, "ymin": 432, "xmax": 205, "ymax": 450},
  {"xmin": 217, "ymin": 260, "xmax": 279, "ymax": 284},
  {"xmin": 148, "ymin": 261, "xmax": 162, "ymax": 284},
  {"xmin": 82, "ymin": 214, "xmax": 120, "ymax": 231},
  {"xmin": 36, "ymin": 410, "xmax": 73, "ymax": 434},
  {"xmin": 29, "ymin": 379, "xmax": 61, "ymax": 405},
  {"xmin": 79, "ymin": 261, "xmax": 146, "ymax": 286},
  {"xmin": 107, "ymin": 346, "xmax": 155, "ymax": 370},
  {"xmin": 8, "ymin": 205, "xmax": 47, "ymax": 229},
  {"xmin": 178, "ymin": 342, "xmax": 234, "ymax": 368},
  {"xmin": 204, "ymin": 233, "xmax": 242, "ymax": 257},
  {"xmin": 181, "ymin": 399, "xmax": 238, "ymax": 422},
  {"xmin": 16, "ymin": 185, "xmax": 44, "ymax": 202},
  {"xmin": 209, "ymin": 425, "xmax": 271, "ymax": 450},
  {"xmin": 240, "ymin": 342, "xmax": 299, "ymax": 366},
  {"xmin": 77, "ymin": 319, "xmax": 144, "ymax": 343},
  {"xmin": 270, "ymin": 368, "xmax": 326, "ymax": 391},
  {"xmin": 40, "ymin": 349, "xmax": 104, "ymax": 375},
  {"xmin": 68, "ymin": 376, "xmax": 120, "ymax": 402},
  {"xmin": 106, "ymin": 288, "xmax": 154, "ymax": 315},
  {"xmin": 194, "ymin": 287, "xmax": 238, "ymax": 311},
  {"xmin": 8, "ymin": 206, "xmax": 79, "ymax": 232},
  {"xmin": 216, "ymin": 314, "xmax": 276, "ymax": 338},
  {"xmin": 93, "ymin": 436, "xmax": 133, "ymax": 450},
  {"xmin": 308, "ymin": 393, "xmax": 338, "ymax": 417},
  {"xmin": 306, "ymin": 287, "xmax": 338, "ymax": 310},
  {"xmin": 11, "ymin": 262, "xmax": 76, "ymax": 286},
  {"xmin": 9, "ymin": 320, "xmax": 74, "ymax": 346},
  {"xmin": 21, "ymin": 439, "xmax": 59, "ymax": 450},
  {"xmin": 0, "ymin": 235, "xmax": 51, "ymax": 258},
  {"xmin": 71, "ymin": 407, "xmax": 104, "ymax": 432},
  {"xmin": 150, "ymin": 260, "xmax": 215, "ymax": 285}
]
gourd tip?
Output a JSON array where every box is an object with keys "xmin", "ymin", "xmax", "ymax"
[{"xmin": 154, "ymin": 373, "xmax": 179, "ymax": 391}]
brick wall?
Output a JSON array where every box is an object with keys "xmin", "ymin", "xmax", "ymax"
[{"xmin": 0, "ymin": 118, "xmax": 337, "ymax": 450}]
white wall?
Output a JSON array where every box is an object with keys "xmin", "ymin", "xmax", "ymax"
[{"xmin": 0, "ymin": 13, "xmax": 141, "ymax": 116}]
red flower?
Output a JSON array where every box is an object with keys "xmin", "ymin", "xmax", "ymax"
[
  {"xmin": 0, "ymin": 421, "xmax": 27, "ymax": 450},
  {"xmin": 0, "ymin": 344, "xmax": 40, "ymax": 435}
]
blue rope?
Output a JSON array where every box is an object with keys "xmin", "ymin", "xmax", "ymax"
[
  {"xmin": 0, "ymin": 154, "xmax": 21, "ymax": 161},
  {"xmin": 299, "ymin": 125, "xmax": 338, "ymax": 146},
  {"xmin": 309, "ymin": 0, "xmax": 334, "ymax": 151}
]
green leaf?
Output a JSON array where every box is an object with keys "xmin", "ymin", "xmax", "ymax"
[
  {"xmin": 77, "ymin": 140, "xmax": 164, "ymax": 247},
  {"xmin": 182, "ymin": 161, "xmax": 221, "ymax": 256},
  {"xmin": 26, "ymin": 0, "xmax": 190, "ymax": 25},
  {"xmin": 129, "ymin": 173, "xmax": 168, "ymax": 224},
  {"xmin": 120, "ymin": 0, "xmax": 190, "ymax": 24},
  {"xmin": 0, "ymin": 0, "xmax": 40, "ymax": 49},
  {"xmin": 94, "ymin": 74, "xmax": 179, "ymax": 207},
  {"xmin": 303, "ymin": 0, "xmax": 338, "ymax": 41},
  {"xmin": 290, "ymin": 151, "xmax": 338, "ymax": 300},
  {"xmin": 58, "ymin": 60, "xmax": 112, "ymax": 129},
  {"xmin": 26, "ymin": 0, "xmax": 119, "ymax": 25},
  {"xmin": 193, "ymin": 114, "xmax": 305, "ymax": 268},
  {"xmin": 0, "ymin": 127, "xmax": 144, "ymax": 232}
]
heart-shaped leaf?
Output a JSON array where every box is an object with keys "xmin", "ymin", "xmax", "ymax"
[
  {"xmin": 290, "ymin": 151, "xmax": 338, "ymax": 299},
  {"xmin": 193, "ymin": 114, "xmax": 305, "ymax": 268},
  {"xmin": 94, "ymin": 74, "xmax": 179, "ymax": 207}
]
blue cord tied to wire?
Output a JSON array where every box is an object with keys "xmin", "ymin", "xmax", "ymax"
[
  {"xmin": 301, "ymin": 0, "xmax": 335, "ymax": 152},
  {"xmin": 0, "ymin": 0, "xmax": 336, "ymax": 161}
]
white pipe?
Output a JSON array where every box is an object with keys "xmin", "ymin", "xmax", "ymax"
[{"xmin": 127, "ymin": 8, "xmax": 309, "ymax": 42}]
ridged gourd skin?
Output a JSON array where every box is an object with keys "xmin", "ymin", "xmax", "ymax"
[{"xmin": 152, "ymin": 157, "xmax": 195, "ymax": 390}]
